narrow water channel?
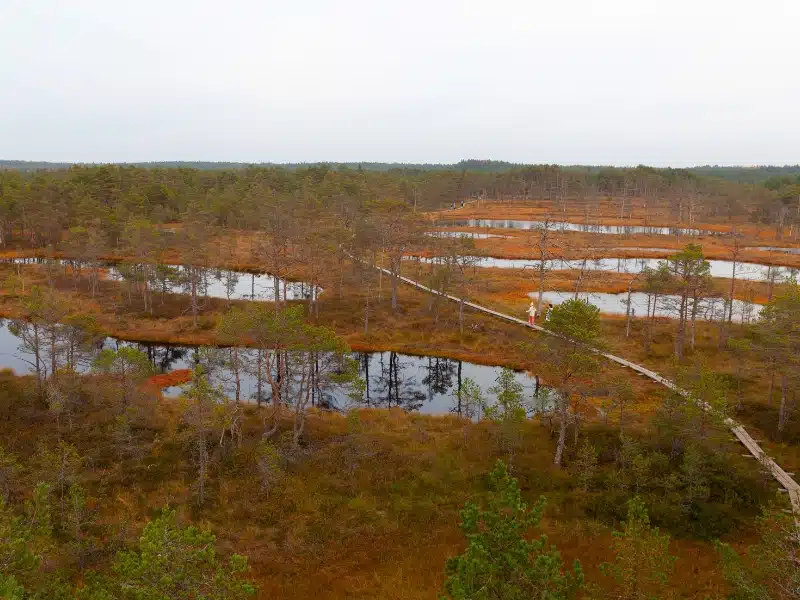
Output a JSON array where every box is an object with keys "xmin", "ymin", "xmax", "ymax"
[
  {"xmin": 408, "ymin": 255, "xmax": 798, "ymax": 282},
  {"xmin": 1, "ymin": 258, "xmax": 320, "ymax": 301},
  {"xmin": 528, "ymin": 290, "xmax": 763, "ymax": 323},
  {"xmin": 437, "ymin": 219, "xmax": 714, "ymax": 236},
  {"xmin": 745, "ymin": 246, "xmax": 800, "ymax": 255},
  {"xmin": 425, "ymin": 231, "xmax": 510, "ymax": 239}
]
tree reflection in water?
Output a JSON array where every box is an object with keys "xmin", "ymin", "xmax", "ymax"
[
  {"xmin": 357, "ymin": 351, "xmax": 427, "ymax": 411},
  {"xmin": 0, "ymin": 320, "xmax": 542, "ymax": 416}
]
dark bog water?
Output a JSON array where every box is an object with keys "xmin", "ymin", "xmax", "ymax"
[
  {"xmin": 425, "ymin": 231, "xmax": 510, "ymax": 239},
  {"xmin": 1, "ymin": 258, "xmax": 319, "ymax": 302},
  {"xmin": 438, "ymin": 219, "xmax": 711, "ymax": 236},
  {"xmin": 528, "ymin": 290, "xmax": 763, "ymax": 322},
  {"xmin": 0, "ymin": 321, "xmax": 543, "ymax": 416},
  {"xmin": 408, "ymin": 255, "xmax": 798, "ymax": 282},
  {"xmin": 107, "ymin": 265, "xmax": 320, "ymax": 302},
  {"xmin": 745, "ymin": 246, "xmax": 800, "ymax": 255},
  {"xmin": 158, "ymin": 348, "xmax": 544, "ymax": 415}
]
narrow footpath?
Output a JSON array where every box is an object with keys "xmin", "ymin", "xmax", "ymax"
[{"xmin": 364, "ymin": 258, "xmax": 800, "ymax": 521}]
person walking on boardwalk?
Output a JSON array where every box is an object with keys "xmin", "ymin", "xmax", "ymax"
[{"xmin": 528, "ymin": 301, "xmax": 538, "ymax": 325}]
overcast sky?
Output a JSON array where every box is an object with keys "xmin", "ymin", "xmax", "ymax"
[{"xmin": 2, "ymin": 0, "xmax": 798, "ymax": 166}]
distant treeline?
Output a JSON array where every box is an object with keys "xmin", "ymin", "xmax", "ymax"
[
  {"xmin": 4, "ymin": 159, "xmax": 800, "ymax": 183},
  {"xmin": 2, "ymin": 161, "xmax": 796, "ymax": 248},
  {"xmin": 0, "ymin": 159, "xmax": 523, "ymax": 173},
  {"xmin": 689, "ymin": 165, "xmax": 800, "ymax": 184}
]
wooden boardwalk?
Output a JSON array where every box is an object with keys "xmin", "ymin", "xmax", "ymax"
[{"xmin": 364, "ymin": 259, "xmax": 800, "ymax": 521}]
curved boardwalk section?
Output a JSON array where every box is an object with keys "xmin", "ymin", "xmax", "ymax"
[{"xmin": 363, "ymin": 258, "xmax": 800, "ymax": 520}]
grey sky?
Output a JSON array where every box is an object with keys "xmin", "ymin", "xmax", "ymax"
[{"xmin": 2, "ymin": 0, "xmax": 798, "ymax": 165}]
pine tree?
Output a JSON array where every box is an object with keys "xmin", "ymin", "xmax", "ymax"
[
  {"xmin": 180, "ymin": 368, "xmax": 224, "ymax": 506},
  {"xmin": 441, "ymin": 460, "xmax": 583, "ymax": 600},
  {"xmin": 0, "ymin": 445, "xmax": 20, "ymax": 503},
  {"xmin": 255, "ymin": 440, "xmax": 285, "ymax": 496},
  {"xmin": 679, "ymin": 443, "xmax": 710, "ymax": 513},
  {"xmin": 541, "ymin": 298, "xmax": 603, "ymax": 467},
  {"xmin": 0, "ymin": 483, "xmax": 53, "ymax": 596},
  {"xmin": 486, "ymin": 369, "xmax": 527, "ymax": 468},
  {"xmin": 754, "ymin": 282, "xmax": 800, "ymax": 438},
  {"xmin": 459, "ymin": 376, "xmax": 486, "ymax": 421},
  {"xmin": 716, "ymin": 505, "xmax": 799, "ymax": 600},
  {"xmin": 601, "ymin": 496, "xmax": 675, "ymax": 600},
  {"xmin": 92, "ymin": 347, "xmax": 153, "ymax": 410},
  {"xmin": 571, "ymin": 438, "xmax": 598, "ymax": 493},
  {"xmin": 105, "ymin": 507, "xmax": 256, "ymax": 599},
  {"xmin": 0, "ymin": 497, "xmax": 39, "ymax": 586}
]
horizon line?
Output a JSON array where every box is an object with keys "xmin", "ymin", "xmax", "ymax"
[{"xmin": 2, "ymin": 158, "xmax": 799, "ymax": 169}]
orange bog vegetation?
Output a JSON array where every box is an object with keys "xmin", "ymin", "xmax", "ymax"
[{"xmin": 145, "ymin": 369, "xmax": 193, "ymax": 389}]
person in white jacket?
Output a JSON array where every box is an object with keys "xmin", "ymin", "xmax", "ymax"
[{"xmin": 527, "ymin": 301, "xmax": 537, "ymax": 325}]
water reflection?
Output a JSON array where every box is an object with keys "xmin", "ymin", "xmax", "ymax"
[
  {"xmin": 139, "ymin": 342, "xmax": 192, "ymax": 373},
  {"xmin": 531, "ymin": 290, "xmax": 763, "ymax": 323},
  {"xmin": 0, "ymin": 258, "xmax": 319, "ymax": 302},
  {"xmin": 353, "ymin": 351, "xmax": 543, "ymax": 415},
  {"xmin": 0, "ymin": 320, "xmax": 541, "ymax": 416},
  {"xmin": 601, "ymin": 247, "xmax": 677, "ymax": 253},
  {"xmin": 107, "ymin": 265, "xmax": 318, "ymax": 302},
  {"xmin": 409, "ymin": 255, "xmax": 799, "ymax": 282},
  {"xmin": 745, "ymin": 246, "xmax": 800, "ymax": 255},
  {"xmin": 425, "ymin": 231, "xmax": 510, "ymax": 239},
  {"xmin": 438, "ymin": 219, "xmax": 710, "ymax": 236}
]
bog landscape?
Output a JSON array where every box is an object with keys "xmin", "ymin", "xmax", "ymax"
[{"xmin": 0, "ymin": 161, "xmax": 799, "ymax": 598}]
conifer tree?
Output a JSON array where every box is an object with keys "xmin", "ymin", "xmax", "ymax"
[
  {"xmin": 601, "ymin": 496, "xmax": 675, "ymax": 600},
  {"xmin": 441, "ymin": 460, "xmax": 583, "ymax": 600},
  {"xmin": 104, "ymin": 508, "xmax": 256, "ymax": 599}
]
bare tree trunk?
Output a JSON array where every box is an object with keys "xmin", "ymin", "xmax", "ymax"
[
  {"xmin": 554, "ymin": 412, "xmax": 568, "ymax": 467},
  {"xmin": 727, "ymin": 260, "xmax": 737, "ymax": 324},
  {"xmin": 767, "ymin": 265, "xmax": 776, "ymax": 302},
  {"xmin": 625, "ymin": 281, "xmax": 634, "ymax": 338},
  {"xmin": 364, "ymin": 289, "xmax": 370, "ymax": 336},
  {"xmin": 256, "ymin": 350, "xmax": 263, "ymax": 406},
  {"xmin": 197, "ymin": 432, "xmax": 207, "ymax": 505},
  {"xmin": 778, "ymin": 373, "xmax": 788, "ymax": 437},
  {"xmin": 190, "ymin": 267, "xmax": 198, "ymax": 328},
  {"xmin": 690, "ymin": 295, "xmax": 699, "ymax": 350},
  {"xmin": 232, "ymin": 348, "xmax": 241, "ymax": 403},
  {"xmin": 675, "ymin": 293, "xmax": 688, "ymax": 359},
  {"xmin": 537, "ymin": 262, "xmax": 546, "ymax": 312},
  {"xmin": 33, "ymin": 323, "xmax": 43, "ymax": 397},
  {"xmin": 293, "ymin": 366, "xmax": 313, "ymax": 447},
  {"xmin": 574, "ymin": 260, "xmax": 587, "ymax": 299},
  {"xmin": 390, "ymin": 258, "xmax": 399, "ymax": 312},
  {"xmin": 89, "ymin": 265, "xmax": 98, "ymax": 297},
  {"xmin": 533, "ymin": 219, "xmax": 554, "ymax": 313},
  {"xmin": 50, "ymin": 328, "xmax": 57, "ymax": 382},
  {"xmin": 644, "ymin": 293, "xmax": 655, "ymax": 353},
  {"xmin": 719, "ymin": 257, "xmax": 738, "ymax": 348},
  {"xmin": 767, "ymin": 362, "xmax": 775, "ymax": 406}
]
